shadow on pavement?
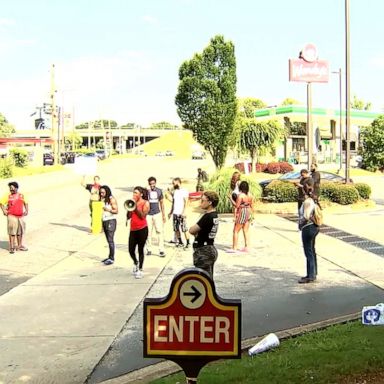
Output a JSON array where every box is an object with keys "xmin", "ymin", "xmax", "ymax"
[{"xmin": 49, "ymin": 222, "xmax": 90, "ymax": 233}]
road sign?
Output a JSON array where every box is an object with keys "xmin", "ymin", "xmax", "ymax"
[{"xmin": 143, "ymin": 268, "xmax": 241, "ymax": 359}]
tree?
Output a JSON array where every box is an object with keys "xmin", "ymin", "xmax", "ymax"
[
  {"xmin": 280, "ymin": 98, "xmax": 302, "ymax": 106},
  {"xmin": 238, "ymin": 97, "xmax": 266, "ymax": 118},
  {"xmin": 150, "ymin": 121, "xmax": 178, "ymax": 129},
  {"xmin": 175, "ymin": 35, "xmax": 237, "ymax": 169},
  {"xmin": 351, "ymin": 95, "xmax": 372, "ymax": 111},
  {"xmin": 64, "ymin": 132, "xmax": 82, "ymax": 150},
  {"xmin": 360, "ymin": 115, "xmax": 384, "ymax": 171},
  {"xmin": 75, "ymin": 120, "xmax": 118, "ymax": 130},
  {"xmin": 0, "ymin": 113, "xmax": 15, "ymax": 137},
  {"xmin": 238, "ymin": 119, "xmax": 286, "ymax": 171}
]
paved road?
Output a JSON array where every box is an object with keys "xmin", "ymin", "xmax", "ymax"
[{"xmin": 0, "ymin": 158, "xmax": 383, "ymax": 384}]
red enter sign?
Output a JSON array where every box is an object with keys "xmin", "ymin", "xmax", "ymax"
[{"xmin": 144, "ymin": 269, "xmax": 241, "ymax": 358}]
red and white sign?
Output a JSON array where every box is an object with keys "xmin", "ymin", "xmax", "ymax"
[
  {"xmin": 144, "ymin": 269, "xmax": 241, "ymax": 358},
  {"xmin": 289, "ymin": 44, "xmax": 329, "ymax": 83},
  {"xmin": 289, "ymin": 58, "xmax": 329, "ymax": 83}
]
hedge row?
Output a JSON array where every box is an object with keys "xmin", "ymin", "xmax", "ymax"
[
  {"xmin": 234, "ymin": 161, "xmax": 294, "ymax": 174},
  {"xmin": 264, "ymin": 180, "xmax": 371, "ymax": 205}
]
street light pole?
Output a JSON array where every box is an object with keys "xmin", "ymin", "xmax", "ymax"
[
  {"xmin": 332, "ymin": 68, "xmax": 343, "ymax": 173},
  {"xmin": 345, "ymin": 0, "xmax": 351, "ymax": 183}
]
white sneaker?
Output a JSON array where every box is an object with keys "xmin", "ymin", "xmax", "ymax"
[
  {"xmin": 132, "ymin": 264, "xmax": 138, "ymax": 275},
  {"xmin": 135, "ymin": 269, "xmax": 143, "ymax": 279}
]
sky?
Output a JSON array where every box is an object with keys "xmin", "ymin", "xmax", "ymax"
[{"xmin": 1, "ymin": 0, "xmax": 384, "ymax": 131}]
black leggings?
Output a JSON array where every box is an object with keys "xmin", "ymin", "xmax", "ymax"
[
  {"xmin": 102, "ymin": 219, "xmax": 116, "ymax": 260},
  {"xmin": 129, "ymin": 226, "xmax": 148, "ymax": 269}
]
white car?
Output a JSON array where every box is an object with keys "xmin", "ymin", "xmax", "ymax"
[{"xmin": 192, "ymin": 150, "xmax": 206, "ymax": 160}]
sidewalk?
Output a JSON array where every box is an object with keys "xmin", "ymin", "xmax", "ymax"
[{"xmin": 1, "ymin": 205, "xmax": 384, "ymax": 384}]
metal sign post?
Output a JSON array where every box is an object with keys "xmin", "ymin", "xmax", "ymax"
[{"xmin": 289, "ymin": 44, "xmax": 329, "ymax": 169}]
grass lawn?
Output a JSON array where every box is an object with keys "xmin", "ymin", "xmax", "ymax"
[
  {"xmin": 150, "ymin": 321, "xmax": 384, "ymax": 384},
  {"xmin": 11, "ymin": 164, "xmax": 64, "ymax": 177}
]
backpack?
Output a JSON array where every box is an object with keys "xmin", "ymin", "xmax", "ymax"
[
  {"xmin": 312, "ymin": 203, "xmax": 323, "ymax": 226},
  {"xmin": 201, "ymin": 171, "xmax": 209, "ymax": 182}
]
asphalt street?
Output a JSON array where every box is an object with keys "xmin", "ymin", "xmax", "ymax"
[{"xmin": 0, "ymin": 157, "xmax": 383, "ymax": 384}]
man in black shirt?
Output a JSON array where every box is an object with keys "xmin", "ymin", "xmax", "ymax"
[
  {"xmin": 310, "ymin": 163, "xmax": 321, "ymax": 201},
  {"xmin": 189, "ymin": 191, "xmax": 219, "ymax": 280},
  {"xmin": 295, "ymin": 169, "xmax": 314, "ymax": 212}
]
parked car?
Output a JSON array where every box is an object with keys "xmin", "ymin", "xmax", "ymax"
[
  {"xmin": 259, "ymin": 171, "xmax": 349, "ymax": 190},
  {"xmin": 43, "ymin": 153, "xmax": 54, "ymax": 166},
  {"xmin": 192, "ymin": 150, "xmax": 206, "ymax": 160},
  {"xmin": 165, "ymin": 150, "xmax": 174, "ymax": 156},
  {"xmin": 155, "ymin": 151, "xmax": 166, "ymax": 157}
]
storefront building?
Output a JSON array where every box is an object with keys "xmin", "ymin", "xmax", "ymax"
[{"xmin": 254, "ymin": 105, "xmax": 380, "ymax": 164}]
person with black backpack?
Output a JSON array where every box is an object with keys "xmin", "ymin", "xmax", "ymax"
[{"xmin": 298, "ymin": 184, "xmax": 320, "ymax": 284}]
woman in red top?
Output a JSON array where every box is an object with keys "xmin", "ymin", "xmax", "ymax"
[{"xmin": 128, "ymin": 186, "xmax": 150, "ymax": 279}]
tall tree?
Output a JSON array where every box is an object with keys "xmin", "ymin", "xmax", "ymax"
[
  {"xmin": 238, "ymin": 119, "xmax": 286, "ymax": 171},
  {"xmin": 360, "ymin": 115, "xmax": 384, "ymax": 171},
  {"xmin": 351, "ymin": 95, "xmax": 372, "ymax": 111},
  {"xmin": 0, "ymin": 113, "xmax": 15, "ymax": 137},
  {"xmin": 175, "ymin": 35, "xmax": 237, "ymax": 169},
  {"xmin": 238, "ymin": 97, "xmax": 266, "ymax": 118}
]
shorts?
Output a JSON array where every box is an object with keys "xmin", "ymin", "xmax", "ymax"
[
  {"xmin": 193, "ymin": 245, "xmax": 218, "ymax": 279},
  {"xmin": 7, "ymin": 215, "xmax": 26, "ymax": 236},
  {"xmin": 173, "ymin": 214, "xmax": 188, "ymax": 233}
]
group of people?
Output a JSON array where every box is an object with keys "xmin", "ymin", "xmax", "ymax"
[
  {"xmin": 82, "ymin": 175, "xmax": 219, "ymax": 280},
  {"xmin": 0, "ymin": 163, "xmax": 322, "ymax": 285}
]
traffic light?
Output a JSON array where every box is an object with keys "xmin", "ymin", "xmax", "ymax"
[{"xmin": 35, "ymin": 118, "xmax": 45, "ymax": 130}]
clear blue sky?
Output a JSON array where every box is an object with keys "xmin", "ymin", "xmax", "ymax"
[{"xmin": 1, "ymin": 0, "xmax": 383, "ymax": 130}]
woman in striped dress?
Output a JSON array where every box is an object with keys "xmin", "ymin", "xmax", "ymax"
[{"xmin": 226, "ymin": 181, "xmax": 253, "ymax": 253}]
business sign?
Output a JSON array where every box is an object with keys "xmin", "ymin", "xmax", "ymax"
[
  {"xmin": 143, "ymin": 268, "xmax": 241, "ymax": 359},
  {"xmin": 289, "ymin": 43, "xmax": 329, "ymax": 83}
]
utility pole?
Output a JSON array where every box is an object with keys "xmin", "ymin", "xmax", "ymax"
[
  {"xmin": 306, "ymin": 82, "xmax": 313, "ymax": 167},
  {"xmin": 50, "ymin": 64, "xmax": 60, "ymax": 163}
]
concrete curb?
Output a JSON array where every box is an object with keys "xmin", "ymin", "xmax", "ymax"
[{"xmin": 99, "ymin": 312, "xmax": 360, "ymax": 384}]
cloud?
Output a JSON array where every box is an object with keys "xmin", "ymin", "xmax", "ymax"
[
  {"xmin": 370, "ymin": 56, "xmax": 384, "ymax": 67},
  {"xmin": 142, "ymin": 15, "xmax": 159, "ymax": 24},
  {"xmin": 0, "ymin": 18, "xmax": 15, "ymax": 27}
]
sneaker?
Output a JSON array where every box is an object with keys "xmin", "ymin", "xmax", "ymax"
[
  {"xmin": 132, "ymin": 264, "xmax": 139, "ymax": 275},
  {"xmin": 101, "ymin": 258, "xmax": 109, "ymax": 263},
  {"xmin": 176, "ymin": 242, "xmax": 184, "ymax": 248},
  {"xmin": 9, "ymin": 248, "xmax": 15, "ymax": 254},
  {"xmin": 225, "ymin": 248, "xmax": 238, "ymax": 253},
  {"xmin": 103, "ymin": 258, "xmax": 114, "ymax": 265},
  {"xmin": 168, "ymin": 239, "xmax": 177, "ymax": 244},
  {"xmin": 298, "ymin": 276, "xmax": 316, "ymax": 284},
  {"xmin": 18, "ymin": 245, "xmax": 28, "ymax": 251},
  {"xmin": 183, "ymin": 244, "xmax": 190, "ymax": 250},
  {"xmin": 159, "ymin": 251, "xmax": 166, "ymax": 257},
  {"xmin": 240, "ymin": 247, "xmax": 249, "ymax": 253},
  {"xmin": 146, "ymin": 250, "xmax": 152, "ymax": 256},
  {"xmin": 135, "ymin": 269, "xmax": 143, "ymax": 279}
]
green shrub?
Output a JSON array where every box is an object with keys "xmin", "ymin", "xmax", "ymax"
[
  {"xmin": 354, "ymin": 182, "xmax": 371, "ymax": 200},
  {"xmin": 9, "ymin": 148, "xmax": 29, "ymax": 168},
  {"xmin": 264, "ymin": 180, "xmax": 298, "ymax": 203},
  {"xmin": 0, "ymin": 158, "xmax": 13, "ymax": 178},
  {"xmin": 332, "ymin": 184, "xmax": 359, "ymax": 205},
  {"xmin": 320, "ymin": 181, "xmax": 339, "ymax": 201},
  {"xmin": 205, "ymin": 167, "xmax": 262, "ymax": 213}
]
